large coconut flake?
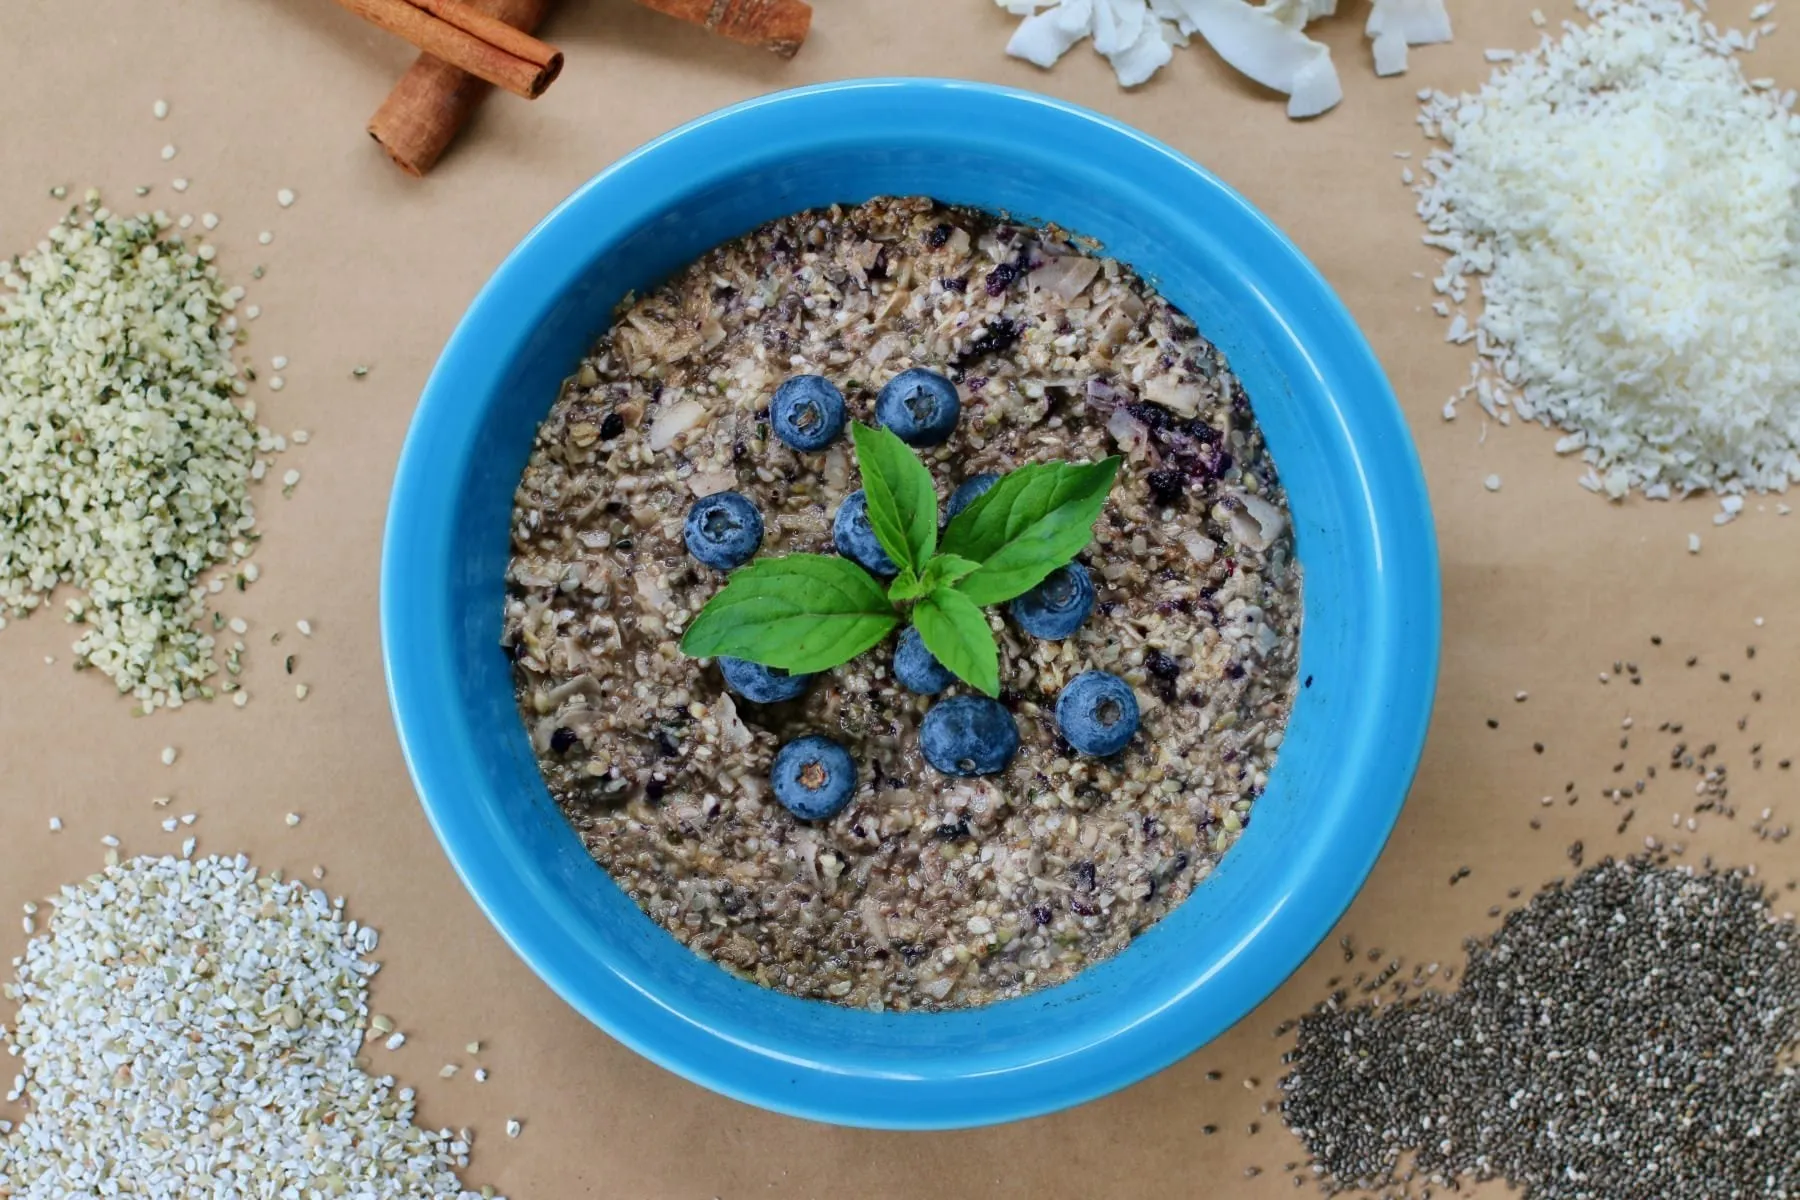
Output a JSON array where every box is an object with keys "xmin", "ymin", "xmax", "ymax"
[
  {"xmin": 998, "ymin": 0, "xmax": 1448, "ymax": 109},
  {"xmin": 1162, "ymin": 0, "xmax": 1341, "ymax": 118},
  {"xmin": 1005, "ymin": 0, "xmax": 1096, "ymax": 67}
]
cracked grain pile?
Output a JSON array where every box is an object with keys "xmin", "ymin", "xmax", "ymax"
[
  {"xmin": 0, "ymin": 854, "xmax": 499, "ymax": 1199},
  {"xmin": 0, "ymin": 197, "xmax": 272, "ymax": 707},
  {"xmin": 1281, "ymin": 859, "xmax": 1800, "ymax": 1199},
  {"xmin": 1420, "ymin": 0, "xmax": 1800, "ymax": 498},
  {"xmin": 506, "ymin": 196, "xmax": 1301, "ymax": 1011}
]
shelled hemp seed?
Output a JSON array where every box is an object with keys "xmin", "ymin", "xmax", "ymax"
[{"xmin": 0, "ymin": 195, "xmax": 284, "ymax": 710}]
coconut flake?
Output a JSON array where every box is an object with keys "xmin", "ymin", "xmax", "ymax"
[
  {"xmin": 1228, "ymin": 490, "xmax": 1289, "ymax": 550},
  {"xmin": 1263, "ymin": 0, "xmax": 1339, "ymax": 29},
  {"xmin": 1030, "ymin": 254, "xmax": 1103, "ymax": 300},
  {"xmin": 1182, "ymin": 531, "xmax": 1219, "ymax": 565},
  {"xmin": 1005, "ymin": 0, "xmax": 1096, "ymax": 67},
  {"xmin": 1368, "ymin": 0, "xmax": 1453, "ymax": 45},
  {"xmin": 1165, "ymin": 0, "xmax": 1343, "ymax": 119},
  {"xmin": 1289, "ymin": 51, "xmax": 1345, "ymax": 118},
  {"xmin": 647, "ymin": 399, "xmax": 707, "ymax": 452},
  {"xmin": 1106, "ymin": 406, "xmax": 1153, "ymax": 459},
  {"xmin": 1142, "ymin": 372, "xmax": 1204, "ymax": 417},
  {"xmin": 715, "ymin": 694, "xmax": 754, "ymax": 751},
  {"xmin": 1373, "ymin": 28, "xmax": 1410, "ymax": 74},
  {"xmin": 1092, "ymin": 0, "xmax": 1146, "ymax": 53},
  {"xmin": 686, "ymin": 469, "xmax": 737, "ymax": 498},
  {"xmin": 999, "ymin": 0, "xmax": 1358, "ymax": 115},
  {"xmin": 1106, "ymin": 15, "xmax": 1177, "ymax": 85}
]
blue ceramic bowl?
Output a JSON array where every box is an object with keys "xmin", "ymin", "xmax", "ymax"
[{"xmin": 382, "ymin": 79, "xmax": 1439, "ymax": 1130}]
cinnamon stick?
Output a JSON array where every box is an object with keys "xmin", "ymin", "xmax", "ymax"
[
  {"xmin": 632, "ymin": 0, "xmax": 812, "ymax": 58},
  {"xmin": 369, "ymin": 0, "xmax": 549, "ymax": 176},
  {"xmin": 334, "ymin": 0, "xmax": 562, "ymax": 98}
]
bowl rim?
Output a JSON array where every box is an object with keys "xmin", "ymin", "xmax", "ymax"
[{"xmin": 382, "ymin": 77, "xmax": 1441, "ymax": 1129}]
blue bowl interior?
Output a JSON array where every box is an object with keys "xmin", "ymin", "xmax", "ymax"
[{"xmin": 383, "ymin": 80, "xmax": 1439, "ymax": 1129}]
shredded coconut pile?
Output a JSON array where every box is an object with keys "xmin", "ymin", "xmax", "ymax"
[
  {"xmin": 995, "ymin": 0, "xmax": 1451, "ymax": 114},
  {"xmin": 0, "ymin": 197, "xmax": 274, "ymax": 707},
  {"xmin": 1420, "ymin": 0, "xmax": 1800, "ymax": 500},
  {"xmin": 0, "ymin": 854, "xmax": 498, "ymax": 1199}
]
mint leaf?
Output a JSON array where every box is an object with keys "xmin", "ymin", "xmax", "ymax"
[
  {"xmin": 944, "ymin": 457, "xmax": 1120, "ymax": 607},
  {"xmin": 850, "ymin": 422, "xmax": 938, "ymax": 575},
  {"xmin": 922, "ymin": 553, "xmax": 980, "ymax": 590},
  {"xmin": 913, "ymin": 586, "xmax": 1000, "ymax": 697},
  {"xmin": 680, "ymin": 554, "xmax": 898, "ymax": 673},
  {"xmin": 888, "ymin": 565, "xmax": 929, "ymax": 603},
  {"xmin": 890, "ymin": 554, "xmax": 980, "ymax": 603}
]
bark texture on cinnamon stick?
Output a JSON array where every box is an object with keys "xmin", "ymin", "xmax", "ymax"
[
  {"xmin": 369, "ymin": 0, "xmax": 549, "ymax": 176},
  {"xmin": 633, "ymin": 0, "xmax": 812, "ymax": 58},
  {"xmin": 334, "ymin": 0, "xmax": 562, "ymax": 98}
]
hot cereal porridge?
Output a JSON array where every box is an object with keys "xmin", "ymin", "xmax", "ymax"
[{"xmin": 503, "ymin": 196, "xmax": 1301, "ymax": 1011}]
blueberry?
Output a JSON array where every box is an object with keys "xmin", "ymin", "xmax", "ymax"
[
  {"xmin": 1010, "ymin": 563, "xmax": 1094, "ymax": 640},
  {"xmin": 893, "ymin": 626, "xmax": 954, "ymax": 695},
  {"xmin": 770, "ymin": 374, "xmax": 846, "ymax": 451},
  {"xmin": 875, "ymin": 368, "xmax": 960, "ymax": 446},
  {"xmin": 943, "ymin": 473, "xmax": 999, "ymax": 525},
  {"xmin": 920, "ymin": 695, "xmax": 1019, "ymax": 777},
  {"xmin": 683, "ymin": 491, "xmax": 762, "ymax": 570},
  {"xmin": 1055, "ymin": 670, "xmax": 1140, "ymax": 757},
  {"xmin": 719, "ymin": 657, "xmax": 813, "ymax": 704},
  {"xmin": 832, "ymin": 490, "xmax": 897, "ymax": 577},
  {"xmin": 771, "ymin": 735, "xmax": 856, "ymax": 821}
]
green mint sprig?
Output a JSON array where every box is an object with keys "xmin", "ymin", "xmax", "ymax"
[{"xmin": 679, "ymin": 422, "xmax": 1119, "ymax": 696}]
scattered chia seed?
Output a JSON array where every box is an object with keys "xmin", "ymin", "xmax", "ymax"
[{"xmin": 1282, "ymin": 859, "xmax": 1799, "ymax": 1199}]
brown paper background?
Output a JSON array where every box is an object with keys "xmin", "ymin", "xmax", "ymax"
[{"xmin": 2, "ymin": 1, "xmax": 1796, "ymax": 1196}]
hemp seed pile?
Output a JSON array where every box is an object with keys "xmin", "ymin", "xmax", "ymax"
[
  {"xmin": 0, "ymin": 196, "xmax": 273, "ymax": 708},
  {"xmin": 1281, "ymin": 858, "xmax": 1800, "ymax": 1199},
  {"xmin": 0, "ymin": 854, "xmax": 499, "ymax": 1199}
]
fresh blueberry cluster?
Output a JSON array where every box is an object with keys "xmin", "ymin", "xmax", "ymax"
[{"xmin": 682, "ymin": 367, "xmax": 1142, "ymax": 822}]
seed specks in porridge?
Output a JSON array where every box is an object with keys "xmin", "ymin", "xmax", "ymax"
[{"xmin": 504, "ymin": 197, "xmax": 1302, "ymax": 1010}]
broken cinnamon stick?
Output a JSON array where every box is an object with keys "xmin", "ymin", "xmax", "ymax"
[
  {"xmin": 369, "ymin": 0, "xmax": 549, "ymax": 176},
  {"xmin": 632, "ymin": 0, "xmax": 812, "ymax": 58},
  {"xmin": 333, "ymin": 0, "xmax": 562, "ymax": 98}
]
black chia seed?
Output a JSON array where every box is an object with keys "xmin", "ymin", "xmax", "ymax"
[{"xmin": 1281, "ymin": 858, "xmax": 1800, "ymax": 1199}]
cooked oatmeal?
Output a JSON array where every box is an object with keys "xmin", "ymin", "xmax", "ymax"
[{"xmin": 504, "ymin": 196, "xmax": 1302, "ymax": 1011}]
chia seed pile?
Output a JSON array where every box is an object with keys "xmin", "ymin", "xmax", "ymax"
[
  {"xmin": 505, "ymin": 196, "xmax": 1302, "ymax": 1011},
  {"xmin": 0, "ymin": 853, "xmax": 499, "ymax": 1199},
  {"xmin": 1281, "ymin": 858, "xmax": 1800, "ymax": 1199}
]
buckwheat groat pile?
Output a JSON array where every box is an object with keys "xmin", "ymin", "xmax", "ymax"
[
  {"xmin": 0, "ymin": 853, "xmax": 497, "ymax": 1199},
  {"xmin": 505, "ymin": 197, "xmax": 1302, "ymax": 1011}
]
